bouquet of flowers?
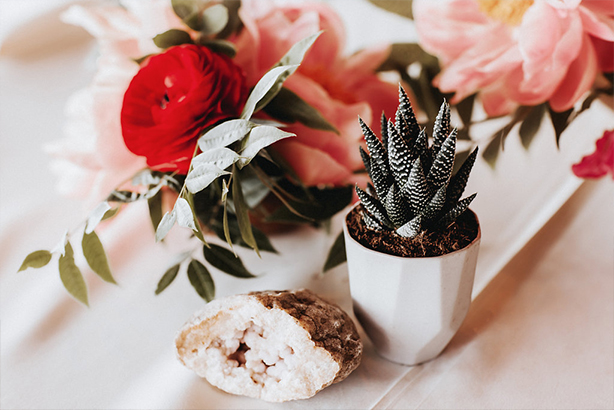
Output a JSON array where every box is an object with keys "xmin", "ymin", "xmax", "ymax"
[
  {"xmin": 18, "ymin": 0, "xmax": 400, "ymax": 305},
  {"xmin": 372, "ymin": 0, "xmax": 613, "ymax": 176}
]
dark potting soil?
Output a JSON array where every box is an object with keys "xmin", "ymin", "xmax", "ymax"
[{"xmin": 346, "ymin": 204, "xmax": 479, "ymax": 258}]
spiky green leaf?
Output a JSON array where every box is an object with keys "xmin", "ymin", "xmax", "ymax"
[
  {"xmin": 380, "ymin": 112, "xmax": 389, "ymax": 151},
  {"xmin": 355, "ymin": 186, "xmax": 392, "ymax": 229},
  {"xmin": 18, "ymin": 250, "xmax": 52, "ymax": 272},
  {"xmin": 82, "ymin": 231, "xmax": 116, "ymax": 284},
  {"xmin": 362, "ymin": 210, "xmax": 385, "ymax": 231},
  {"xmin": 397, "ymin": 85, "xmax": 420, "ymax": 146},
  {"xmin": 203, "ymin": 243, "xmax": 255, "ymax": 278},
  {"xmin": 427, "ymin": 128, "xmax": 456, "ymax": 189},
  {"xmin": 447, "ymin": 146, "xmax": 478, "ymax": 206},
  {"xmin": 432, "ymin": 101, "xmax": 451, "ymax": 155},
  {"xmin": 369, "ymin": 157, "xmax": 389, "ymax": 200},
  {"xmin": 420, "ymin": 185, "xmax": 446, "ymax": 222},
  {"xmin": 323, "ymin": 231, "xmax": 346, "ymax": 272},
  {"xmin": 187, "ymin": 259, "xmax": 215, "ymax": 302},
  {"xmin": 405, "ymin": 158, "xmax": 429, "ymax": 214},
  {"xmin": 396, "ymin": 215, "xmax": 422, "ymax": 238},
  {"xmin": 58, "ymin": 241, "xmax": 88, "ymax": 306},
  {"xmin": 360, "ymin": 117, "xmax": 388, "ymax": 176},
  {"xmin": 434, "ymin": 193, "xmax": 476, "ymax": 231},
  {"xmin": 155, "ymin": 263, "xmax": 180, "ymax": 295},
  {"xmin": 359, "ymin": 146, "xmax": 371, "ymax": 176},
  {"xmin": 385, "ymin": 184, "xmax": 410, "ymax": 227},
  {"xmin": 387, "ymin": 119, "xmax": 413, "ymax": 187}
]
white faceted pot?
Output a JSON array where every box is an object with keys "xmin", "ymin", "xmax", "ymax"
[{"xmin": 343, "ymin": 207, "xmax": 481, "ymax": 366}]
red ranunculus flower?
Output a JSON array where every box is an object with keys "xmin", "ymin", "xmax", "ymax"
[{"xmin": 121, "ymin": 44, "xmax": 248, "ymax": 174}]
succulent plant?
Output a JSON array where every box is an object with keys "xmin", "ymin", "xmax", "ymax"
[{"xmin": 356, "ymin": 86, "xmax": 478, "ymax": 239}]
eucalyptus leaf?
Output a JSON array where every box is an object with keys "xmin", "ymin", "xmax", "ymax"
[
  {"xmin": 323, "ymin": 231, "xmax": 346, "ymax": 272},
  {"xmin": 182, "ymin": 192, "xmax": 208, "ymax": 244},
  {"xmin": 18, "ymin": 250, "xmax": 52, "ymax": 272},
  {"xmin": 263, "ymin": 87, "xmax": 339, "ymax": 133},
  {"xmin": 82, "ymin": 231, "xmax": 116, "ymax": 284},
  {"xmin": 198, "ymin": 39, "xmax": 236, "ymax": 58},
  {"xmin": 186, "ymin": 163, "xmax": 231, "ymax": 194},
  {"xmin": 155, "ymin": 263, "xmax": 180, "ymax": 295},
  {"xmin": 58, "ymin": 241, "xmax": 88, "ymax": 306},
  {"xmin": 274, "ymin": 31, "xmax": 322, "ymax": 68},
  {"xmin": 187, "ymin": 259, "xmax": 215, "ymax": 302},
  {"xmin": 147, "ymin": 190, "xmax": 163, "ymax": 233},
  {"xmin": 519, "ymin": 104, "xmax": 546, "ymax": 149},
  {"xmin": 85, "ymin": 202, "xmax": 112, "ymax": 234},
  {"xmin": 241, "ymin": 65, "xmax": 299, "ymax": 120},
  {"xmin": 377, "ymin": 43, "xmax": 438, "ymax": 72},
  {"xmin": 238, "ymin": 126, "xmax": 295, "ymax": 168},
  {"xmin": 171, "ymin": 0, "xmax": 205, "ymax": 19},
  {"xmin": 153, "ymin": 29, "xmax": 193, "ymax": 49},
  {"xmin": 203, "ymin": 244, "xmax": 255, "ymax": 278},
  {"xmin": 483, "ymin": 133, "xmax": 503, "ymax": 169},
  {"xmin": 102, "ymin": 206, "xmax": 120, "ymax": 221},
  {"xmin": 192, "ymin": 147, "xmax": 239, "ymax": 170},
  {"xmin": 155, "ymin": 209, "xmax": 177, "ymax": 242},
  {"xmin": 198, "ymin": 4, "xmax": 228, "ymax": 35},
  {"xmin": 548, "ymin": 106, "xmax": 573, "ymax": 148},
  {"xmin": 232, "ymin": 166, "xmax": 259, "ymax": 255},
  {"xmin": 198, "ymin": 119, "xmax": 254, "ymax": 151}
]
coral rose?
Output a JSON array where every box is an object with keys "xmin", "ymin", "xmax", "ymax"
[
  {"xmin": 121, "ymin": 44, "xmax": 248, "ymax": 174},
  {"xmin": 413, "ymin": 0, "xmax": 614, "ymax": 116},
  {"xmin": 232, "ymin": 0, "xmax": 399, "ymax": 187}
]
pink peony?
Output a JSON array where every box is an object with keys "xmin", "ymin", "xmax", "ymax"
[
  {"xmin": 572, "ymin": 129, "xmax": 614, "ymax": 179},
  {"xmin": 232, "ymin": 0, "xmax": 399, "ymax": 187},
  {"xmin": 413, "ymin": 0, "xmax": 614, "ymax": 116},
  {"xmin": 47, "ymin": 0, "xmax": 182, "ymax": 203}
]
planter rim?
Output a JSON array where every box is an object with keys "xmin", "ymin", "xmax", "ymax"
[{"xmin": 344, "ymin": 204, "xmax": 481, "ymax": 260}]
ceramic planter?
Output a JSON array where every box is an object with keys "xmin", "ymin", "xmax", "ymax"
[{"xmin": 343, "ymin": 207, "xmax": 481, "ymax": 366}]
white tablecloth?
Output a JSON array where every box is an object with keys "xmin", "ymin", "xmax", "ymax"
[{"xmin": 1, "ymin": 1, "xmax": 613, "ymax": 409}]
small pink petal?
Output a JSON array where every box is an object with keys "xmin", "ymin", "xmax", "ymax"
[
  {"xmin": 549, "ymin": 33, "xmax": 598, "ymax": 112},
  {"xmin": 572, "ymin": 130, "xmax": 614, "ymax": 179},
  {"xmin": 579, "ymin": 5, "xmax": 614, "ymax": 41},
  {"xmin": 591, "ymin": 36, "xmax": 614, "ymax": 72}
]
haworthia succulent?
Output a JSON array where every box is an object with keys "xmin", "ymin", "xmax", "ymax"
[{"xmin": 355, "ymin": 85, "xmax": 478, "ymax": 238}]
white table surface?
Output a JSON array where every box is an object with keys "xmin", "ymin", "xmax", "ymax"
[{"xmin": 1, "ymin": 1, "xmax": 613, "ymax": 409}]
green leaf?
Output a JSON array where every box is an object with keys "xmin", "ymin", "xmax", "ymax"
[
  {"xmin": 153, "ymin": 29, "xmax": 193, "ymax": 49},
  {"xmin": 263, "ymin": 87, "xmax": 339, "ymax": 133},
  {"xmin": 519, "ymin": 104, "xmax": 546, "ymax": 149},
  {"xmin": 198, "ymin": 39, "xmax": 236, "ymax": 58},
  {"xmin": 250, "ymin": 226, "xmax": 278, "ymax": 254},
  {"xmin": 182, "ymin": 192, "xmax": 208, "ymax": 245},
  {"xmin": 102, "ymin": 206, "xmax": 120, "ymax": 221},
  {"xmin": 266, "ymin": 185, "xmax": 354, "ymax": 224},
  {"xmin": 82, "ymin": 231, "xmax": 116, "ymax": 284},
  {"xmin": 548, "ymin": 106, "xmax": 573, "ymax": 148},
  {"xmin": 241, "ymin": 64, "xmax": 299, "ymax": 120},
  {"xmin": 198, "ymin": 119, "xmax": 254, "ymax": 151},
  {"xmin": 232, "ymin": 166, "xmax": 259, "ymax": 256},
  {"xmin": 85, "ymin": 202, "xmax": 111, "ymax": 234},
  {"xmin": 368, "ymin": 0, "xmax": 413, "ymax": 19},
  {"xmin": 155, "ymin": 263, "xmax": 180, "ymax": 295},
  {"xmin": 237, "ymin": 125, "xmax": 295, "ymax": 168},
  {"xmin": 323, "ymin": 231, "xmax": 346, "ymax": 272},
  {"xmin": 222, "ymin": 191, "xmax": 234, "ymax": 251},
  {"xmin": 274, "ymin": 31, "xmax": 322, "ymax": 68},
  {"xmin": 171, "ymin": 0, "xmax": 206, "ymax": 19},
  {"xmin": 186, "ymin": 163, "xmax": 231, "ymax": 194},
  {"xmin": 198, "ymin": 4, "xmax": 229, "ymax": 35},
  {"xmin": 58, "ymin": 241, "xmax": 88, "ymax": 306},
  {"xmin": 483, "ymin": 132, "xmax": 503, "ymax": 169},
  {"xmin": 155, "ymin": 209, "xmax": 177, "ymax": 242},
  {"xmin": 18, "ymin": 250, "xmax": 52, "ymax": 272},
  {"xmin": 203, "ymin": 244, "xmax": 255, "ymax": 278},
  {"xmin": 187, "ymin": 259, "xmax": 215, "ymax": 302},
  {"xmin": 147, "ymin": 190, "xmax": 163, "ymax": 233},
  {"xmin": 455, "ymin": 94, "xmax": 476, "ymax": 128}
]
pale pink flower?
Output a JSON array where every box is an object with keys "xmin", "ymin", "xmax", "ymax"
[
  {"xmin": 572, "ymin": 129, "xmax": 614, "ymax": 179},
  {"xmin": 413, "ymin": 0, "xmax": 614, "ymax": 116},
  {"xmin": 46, "ymin": 0, "xmax": 182, "ymax": 203},
  {"xmin": 232, "ymin": 0, "xmax": 399, "ymax": 186}
]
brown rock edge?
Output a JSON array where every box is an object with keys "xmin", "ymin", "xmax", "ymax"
[
  {"xmin": 346, "ymin": 204, "xmax": 479, "ymax": 258},
  {"xmin": 252, "ymin": 289, "xmax": 362, "ymax": 384}
]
